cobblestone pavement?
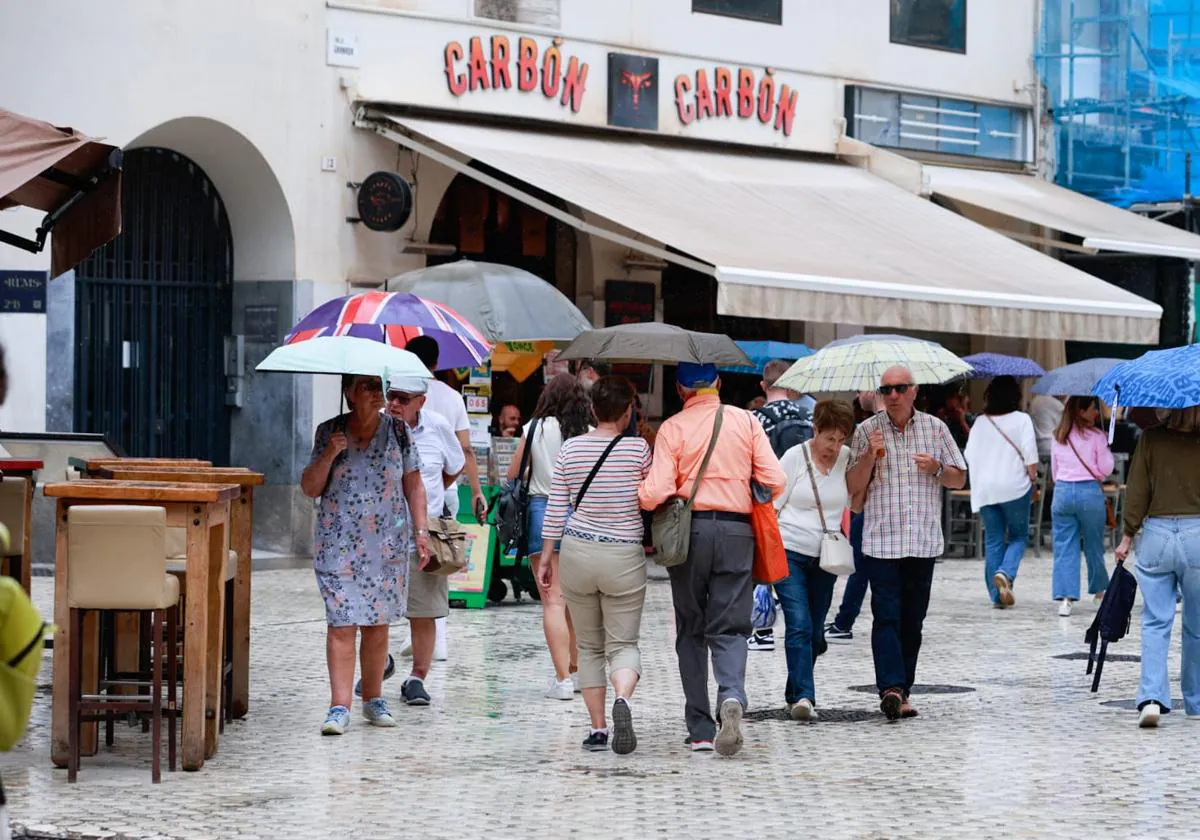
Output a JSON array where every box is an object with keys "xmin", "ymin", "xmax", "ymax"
[{"xmin": 3, "ymin": 550, "xmax": 1195, "ymax": 839}]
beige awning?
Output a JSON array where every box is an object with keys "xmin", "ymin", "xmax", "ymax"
[
  {"xmin": 926, "ymin": 165, "xmax": 1200, "ymax": 261},
  {"xmin": 365, "ymin": 112, "xmax": 1162, "ymax": 344}
]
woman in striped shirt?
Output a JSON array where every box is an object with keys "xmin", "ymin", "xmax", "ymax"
[{"xmin": 540, "ymin": 376, "xmax": 652, "ymax": 755}]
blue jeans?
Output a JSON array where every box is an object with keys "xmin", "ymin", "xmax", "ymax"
[
  {"xmin": 1051, "ymin": 481, "xmax": 1109, "ymax": 600},
  {"xmin": 979, "ymin": 489, "xmax": 1031, "ymax": 603},
  {"xmin": 832, "ymin": 512, "xmax": 868, "ymax": 631},
  {"xmin": 1135, "ymin": 516, "xmax": 1200, "ymax": 714},
  {"xmin": 526, "ymin": 495, "xmax": 549, "ymax": 556},
  {"xmin": 773, "ymin": 550, "xmax": 836, "ymax": 704},
  {"xmin": 862, "ymin": 554, "xmax": 937, "ymax": 697}
]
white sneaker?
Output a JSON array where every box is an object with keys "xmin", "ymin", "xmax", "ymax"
[
  {"xmin": 433, "ymin": 617, "xmax": 448, "ymax": 661},
  {"xmin": 1139, "ymin": 702, "xmax": 1162, "ymax": 729},
  {"xmin": 545, "ymin": 677, "xmax": 574, "ymax": 701},
  {"xmin": 1058, "ymin": 598, "xmax": 1072, "ymax": 617},
  {"xmin": 570, "ymin": 672, "xmax": 581, "ymax": 693},
  {"xmin": 399, "ymin": 637, "xmax": 414, "ymax": 658},
  {"xmin": 789, "ymin": 699, "xmax": 818, "ymax": 722}
]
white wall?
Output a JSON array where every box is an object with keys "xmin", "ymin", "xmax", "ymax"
[{"xmin": 0, "ymin": 208, "xmax": 49, "ymax": 431}]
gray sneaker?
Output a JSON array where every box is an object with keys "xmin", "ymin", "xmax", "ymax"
[
  {"xmin": 714, "ymin": 699, "xmax": 744, "ymax": 757},
  {"xmin": 362, "ymin": 697, "xmax": 396, "ymax": 727},
  {"xmin": 321, "ymin": 705, "xmax": 350, "ymax": 736},
  {"xmin": 401, "ymin": 677, "xmax": 431, "ymax": 706},
  {"xmin": 353, "ymin": 653, "xmax": 397, "ymax": 698}
]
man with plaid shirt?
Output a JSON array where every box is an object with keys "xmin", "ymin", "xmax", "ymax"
[{"xmin": 846, "ymin": 366, "xmax": 967, "ymax": 721}]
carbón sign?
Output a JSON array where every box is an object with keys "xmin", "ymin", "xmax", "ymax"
[
  {"xmin": 674, "ymin": 65, "xmax": 798, "ymax": 137},
  {"xmin": 444, "ymin": 35, "xmax": 590, "ymax": 113}
]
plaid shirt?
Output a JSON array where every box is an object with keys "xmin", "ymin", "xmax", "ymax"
[{"xmin": 851, "ymin": 410, "xmax": 967, "ymax": 560}]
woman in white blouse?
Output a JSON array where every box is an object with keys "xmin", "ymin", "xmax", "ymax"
[
  {"xmin": 773, "ymin": 399, "xmax": 856, "ymax": 722},
  {"xmin": 963, "ymin": 376, "xmax": 1039, "ymax": 609}
]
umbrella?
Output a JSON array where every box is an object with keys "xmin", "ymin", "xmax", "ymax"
[
  {"xmin": 963, "ymin": 353, "xmax": 1046, "ymax": 380},
  {"xmin": 1094, "ymin": 344, "xmax": 1200, "ymax": 409},
  {"xmin": 385, "ymin": 260, "xmax": 592, "ymax": 342},
  {"xmin": 774, "ymin": 334, "xmax": 971, "ymax": 393},
  {"xmin": 1032, "ymin": 358, "xmax": 1125, "ymax": 396},
  {"xmin": 490, "ymin": 341, "xmax": 556, "ymax": 382},
  {"xmin": 256, "ymin": 336, "xmax": 433, "ymax": 380},
  {"xmin": 284, "ymin": 290, "xmax": 490, "ymax": 370},
  {"xmin": 556, "ymin": 322, "xmax": 751, "ymax": 366},
  {"xmin": 719, "ymin": 340, "xmax": 813, "ymax": 375}
]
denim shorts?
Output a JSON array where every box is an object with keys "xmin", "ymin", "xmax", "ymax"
[{"xmin": 526, "ymin": 495, "xmax": 549, "ymax": 556}]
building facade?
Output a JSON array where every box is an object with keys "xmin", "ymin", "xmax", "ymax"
[{"xmin": 1, "ymin": 0, "xmax": 1189, "ymax": 554}]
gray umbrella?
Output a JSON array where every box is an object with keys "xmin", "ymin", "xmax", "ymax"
[
  {"xmin": 556, "ymin": 322, "xmax": 752, "ymax": 366},
  {"xmin": 385, "ymin": 260, "xmax": 592, "ymax": 342},
  {"xmin": 1031, "ymin": 358, "xmax": 1124, "ymax": 396}
]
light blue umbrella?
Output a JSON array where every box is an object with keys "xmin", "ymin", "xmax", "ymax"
[
  {"xmin": 256, "ymin": 335, "xmax": 433, "ymax": 380},
  {"xmin": 1032, "ymin": 358, "xmax": 1125, "ymax": 396},
  {"xmin": 775, "ymin": 334, "xmax": 969, "ymax": 393},
  {"xmin": 1094, "ymin": 344, "xmax": 1200, "ymax": 409},
  {"xmin": 719, "ymin": 340, "xmax": 813, "ymax": 375},
  {"xmin": 963, "ymin": 352, "xmax": 1046, "ymax": 380}
]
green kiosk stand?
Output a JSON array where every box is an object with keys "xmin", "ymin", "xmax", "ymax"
[{"xmin": 447, "ymin": 485, "xmax": 538, "ymax": 609}]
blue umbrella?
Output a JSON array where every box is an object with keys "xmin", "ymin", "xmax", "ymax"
[
  {"xmin": 1032, "ymin": 358, "xmax": 1125, "ymax": 396},
  {"xmin": 719, "ymin": 340, "xmax": 813, "ymax": 376},
  {"xmin": 963, "ymin": 352, "xmax": 1046, "ymax": 379},
  {"xmin": 1094, "ymin": 344, "xmax": 1200, "ymax": 409}
]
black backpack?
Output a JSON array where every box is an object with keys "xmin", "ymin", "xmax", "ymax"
[
  {"xmin": 494, "ymin": 418, "xmax": 541, "ymax": 557},
  {"xmin": 755, "ymin": 401, "xmax": 814, "ymax": 459},
  {"xmin": 1085, "ymin": 561, "xmax": 1138, "ymax": 692}
]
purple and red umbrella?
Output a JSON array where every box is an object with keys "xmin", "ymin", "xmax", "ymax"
[{"xmin": 285, "ymin": 291, "xmax": 491, "ymax": 370}]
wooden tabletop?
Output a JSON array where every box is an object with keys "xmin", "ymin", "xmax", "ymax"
[
  {"xmin": 0, "ymin": 458, "xmax": 44, "ymax": 473},
  {"xmin": 44, "ymin": 479, "xmax": 241, "ymax": 503},
  {"xmin": 81, "ymin": 457, "xmax": 213, "ymax": 470},
  {"xmin": 94, "ymin": 466, "xmax": 266, "ymax": 486}
]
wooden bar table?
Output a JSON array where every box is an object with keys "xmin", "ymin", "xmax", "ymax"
[
  {"xmin": 0, "ymin": 458, "xmax": 43, "ymax": 594},
  {"xmin": 44, "ymin": 479, "xmax": 240, "ymax": 771},
  {"xmin": 80, "ymin": 457, "xmax": 212, "ymax": 472},
  {"xmin": 90, "ymin": 465, "xmax": 265, "ymax": 719}
]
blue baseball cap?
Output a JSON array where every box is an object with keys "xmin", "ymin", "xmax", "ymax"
[{"xmin": 676, "ymin": 362, "xmax": 718, "ymax": 388}]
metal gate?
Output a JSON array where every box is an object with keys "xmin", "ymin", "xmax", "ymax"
[{"xmin": 74, "ymin": 147, "xmax": 233, "ymax": 463}]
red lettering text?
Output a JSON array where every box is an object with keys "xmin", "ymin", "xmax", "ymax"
[
  {"xmin": 757, "ymin": 74, "xmax": 774, "ymax": 125},
  {"xmin": 737, "ymin": 68, "xmax": 756, "ymax": 119},
  {"xmin": 517, "ymin": 37, "xmax": 538, "ymax": 92},
  {"xmin": 491, "ymin": 35, "xmax": 511, "ymax": 89},
  {"xmin": 675, "ymin": 75, "xmax": 695, "ymax": 125},
  {"xmin": 444, "ymin": 42, "xmax": 467, "ymax": 97},
  {"xmin": 695, "ymin": 69, "xmax": 714, "ymax": 120},
  {"xmin": 468, "ymin": 36, "xmax": 490, "ymax": 91},
  {"xmin": 714, "ymin": 67, "xmax": 733, "ymax": 117},
  {"xmin": 561, "ymin": 56, "xmax": 589, "ymax": 113},
  {"xmin": 774, "ymin": 84, "xmax": 797, "ymax": 136},
  {"xmin": 542, "ymin": 45, "xmax": 562, "ymax": 99}
]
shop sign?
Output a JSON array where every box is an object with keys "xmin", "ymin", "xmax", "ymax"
[
  {"xmin": 0, "ymin": 270, "xmax": 48, "ymax": 314},
  {"xmin": 444, "ymin": 35, "xmax": 590, "ymax": 114},
  {"xmin": 674, "ymin": 66, "xmax": 798, "ymax": 137},
  {"xmin": 607, "ymin": 53, "xmax": 659, "ymax": 131}
]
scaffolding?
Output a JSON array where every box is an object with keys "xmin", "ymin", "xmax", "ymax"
[{"xmin": 1038, "ymin": 0, "xmax": 1200, "ymax": 208}]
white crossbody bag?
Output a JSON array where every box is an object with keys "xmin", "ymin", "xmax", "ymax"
[{"xmin": 801, "ymin": 444, "xmax": 856, "ymax": 577}]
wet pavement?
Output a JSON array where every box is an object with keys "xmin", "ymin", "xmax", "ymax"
[{"xmin": 3, "ymin": 550, "xmax": 1194, "ymax": 839}]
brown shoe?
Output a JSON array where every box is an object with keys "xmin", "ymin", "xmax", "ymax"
[
  {"xmin": 993, "ymin": 572, "xmax": 1016, "ymax": 607},
  {"xmin": 900, "ymin": 699, "xmax": 919, "ymax": 718},
  {"xmin": 880, "ymin": 688, "xmax": 903, "ymax": 721}
]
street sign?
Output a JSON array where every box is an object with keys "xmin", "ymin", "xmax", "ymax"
[{"xmin": 0, "ymin": 270, "xmax": 48, "ymax": 314}]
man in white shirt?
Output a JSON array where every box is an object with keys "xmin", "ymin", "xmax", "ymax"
[
  {"xmin": 389, "ymin": 374, "xmax": 465, "ymax": 706},
  {"xmin": 406, "ymin": 336, "xmax": 486, "ymax": 523}
]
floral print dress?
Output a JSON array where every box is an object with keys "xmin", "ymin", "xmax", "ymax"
[{"xmin": 311, "ymin": 414, "xmax": 422, "ymax": 627}]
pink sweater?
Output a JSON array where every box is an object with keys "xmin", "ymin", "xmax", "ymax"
[{"xmin": 1051, "ymin": 427, "xmax": 1115, "ymax": 483}]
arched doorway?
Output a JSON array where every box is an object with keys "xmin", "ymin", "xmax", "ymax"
[{"xmin": 74, "ymin": 147, "xmax": 234, "ymax": 463}]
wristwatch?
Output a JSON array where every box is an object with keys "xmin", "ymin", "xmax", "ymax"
[
  {"xmin": 933, "ymin": 462, "xmax": 945, "ymax": 479},
  {"xmin": 415, "ymin": 528, "xmax": 430, "ymax": 537}
]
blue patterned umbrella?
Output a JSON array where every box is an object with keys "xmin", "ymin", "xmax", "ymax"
[
  {"xmin": 719, "ymin": 340, "xmax": 813, "ymax": 375},
  {"xmin": 1094, "ymin": 344, "xmax": 1200, "ymax": 409},
  {"xmin": 1032, "ymin": 358, "xmax": 1124, "ymax": 396},
  {"xmin": 963, "ymin": 353, "xmax": 1046, "ymax": 379}
]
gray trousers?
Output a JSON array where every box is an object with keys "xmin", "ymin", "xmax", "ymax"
[{"xmin": 667, "ymin": 516, "xmax": 756, "ymax": 742}]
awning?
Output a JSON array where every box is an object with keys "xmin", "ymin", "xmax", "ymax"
[
  {"xmin": 0, "ymin": 108, "xmax": 123, "ymax": 277},
  {"xmin": 364, "ymin": 112, "xmax": 1162, "ymax": 344},
  {"xmin": 926, "ymin": 165, "xmax": 1200, "ymax": 261}
]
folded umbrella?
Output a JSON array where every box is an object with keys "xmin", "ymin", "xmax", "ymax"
[
  {"xmin": 963, "ymin": 352, "xmax": 1046, "ymax": 380},
  {"xmin": 1094, "ymin": 344, "xmax": 1200, "ymax": 409},
  {"xmin": 256, "ymin": 336, "xmax": 433, "ymax": 380},
  {"xmin": 1032, "ymin": 358, "xmax": 1124, "ymax": 397},
  {"xmin": 285, "ymin": 290, "xmax": 490, "ymax": 370},
  {"xmin": 774, "ymin": 334, "xmax": 970, "ymax": 393},
  {"xmin": 556, "ymin": 322, "xmax": 751, "ymax": 366}
]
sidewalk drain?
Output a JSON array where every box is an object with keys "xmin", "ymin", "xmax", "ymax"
[
  {"xmin": 745, "ymin": 708, "xmax": 883, "ymax": 723},
  {"xmin": 847, "ymin": 684, "xmax": 976, "ymax": 695},
  {"xmin": 1053, "ymin": 651, "xmax": 1140, "ymax": 662}
]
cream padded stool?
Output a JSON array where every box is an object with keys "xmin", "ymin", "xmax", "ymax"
[
  {"xmin": 67, "ymin": 505, "xmax": 180, "ymax": 783},
  {"xmin": 0, "ymin": 476, "xmax": 27, "ymax": 586}
]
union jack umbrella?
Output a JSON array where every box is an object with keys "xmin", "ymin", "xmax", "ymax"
[{"xmin": 285, "ymin": 291, "xmax": 491, "ymax": 370}]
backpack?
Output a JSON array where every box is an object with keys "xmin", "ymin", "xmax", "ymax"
[
  {"xmin": 755, "ymin": 401, "xmax": 814, "ymax": 459},
  {"xmin": 1, "ymin": 573, "xmax": 50, "ymax": 751},
  {"xmin": 1084, "ymin": 561, "xmax": 1138, "ymax": 693},
  {"xmin": 493, "ymin": 418, "xmax": 541, "ymax": 557}
]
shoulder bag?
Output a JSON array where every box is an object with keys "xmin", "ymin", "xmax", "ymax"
[
  {"xmin": 985, "ymin": 415, "xmax": 1039, "ymax": 503},
  {"xmin": 425, "ymin": 502, "xmax": 469, "ymax": 576},
  {"xmin": 802, "ymin": 443, "xmax": 856, "ymax": 576},
  {"xmin": 1066, "ymin": 432, "xmax": 1117, "ymax": 530},
  {"xmin": 651, "ymin": 407, "xmax": 724, "ymax": 568},
  {"xmin": 494, "ymin": 417, "xmax": 541, "ymax": 556}
]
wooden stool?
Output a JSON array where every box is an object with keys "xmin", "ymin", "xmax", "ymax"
[
  {"xmin": 0, "ymin": 476, "xmax": 28, "ymax": 586},
  {"xmin": 66, "ymin": 505, "xmax": 180, "ymax": 783}
]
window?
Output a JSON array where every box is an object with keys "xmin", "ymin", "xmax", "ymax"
[
  {"xmin": 692, "ymin": 0, "xmax": 782, "ymax": 25},
  {"xmin": 845, "ymin": 85, "xmax": 1029, "ymax": 163},
  {"xmin": 890, "ymin": 0, "xmax": 966, "ymax": 53}
]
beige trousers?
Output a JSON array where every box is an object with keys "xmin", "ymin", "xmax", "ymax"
[{"xmin": 558, "ymin": 535, "xmax": 647, "ymax": 689}]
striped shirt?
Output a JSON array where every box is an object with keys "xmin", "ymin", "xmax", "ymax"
[
  {"xmin": 542, "ymin": 433, "xmax": 652, "ymax": 545},
  {"xmin": 851, "ymin": 410, "xmax": 967, "ymax": 560}
]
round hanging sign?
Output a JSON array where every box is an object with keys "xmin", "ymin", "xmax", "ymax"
[{"xmin": 356, "ymin": 171, "xmax": 413, "ymax": 232}]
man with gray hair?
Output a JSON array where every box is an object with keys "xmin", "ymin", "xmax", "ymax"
[
  {"xmin": 641, "ymin": 363, "xmax": 786, "ymax": 756},
  {"xmin": 846, "ymin": 365, "xmax": 967, "ymax": 721}
]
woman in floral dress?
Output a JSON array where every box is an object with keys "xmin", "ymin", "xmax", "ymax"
[{"xmin": 301, "ymin": 374, "xmax": 429, "ymax": 735}]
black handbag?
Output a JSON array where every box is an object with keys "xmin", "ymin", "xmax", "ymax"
[
  {"xmin": 1085, "ymin": 560, "xmax": 1138, "ymax": 692},
  {"xmin": 494, "ymin": 418, "xmax": 541, "ymax": 557}
]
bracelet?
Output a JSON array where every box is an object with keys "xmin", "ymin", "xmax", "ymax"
[{"xmin": 415, "ymin": 529, "xmax": 429, "ymax": 536}]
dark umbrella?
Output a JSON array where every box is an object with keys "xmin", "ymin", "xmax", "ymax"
[
  {"xmin": 963, "ymin": 352, "xmax": 1046, "ymax": 379},
  {"xmin": 556, "ymin": 322, "xmax": 751, "ymax": 366},
  {"xmin": 1032, "ymin": 358, "xmax": 1124, "ymax": 397}
]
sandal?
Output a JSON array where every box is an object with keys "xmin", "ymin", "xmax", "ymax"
[{"xmin": 880, "ymin": 688, "xmax": 903, "ymax": 721}]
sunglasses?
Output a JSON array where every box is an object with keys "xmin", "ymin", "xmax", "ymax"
[
  {"xmin": 356, "ymin": 380, "xmax": 383, "ymax": 393},
  {"xmin": 386, "ymin": 391, "xmax": 418, "ymax": 404},
  {"xmin": 877, "ymin": 384, "xmax": 914, "ymax": 396}
]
